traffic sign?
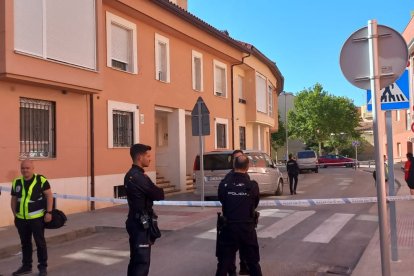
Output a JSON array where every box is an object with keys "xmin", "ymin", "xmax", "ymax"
[
  {"xmin": 191, "ymin": 97, "xmax": 210, "ymax": 136},
  {"xmin": 340, "ymin": 25, "xmax": 408, "ymax": 90},
  {"xmin": 352, "ymin": 141, "xmax": 360, "ymax": 147},
  {"xmin": 367, "ymin": 70, "xmax": 409, "ymax": 111}
]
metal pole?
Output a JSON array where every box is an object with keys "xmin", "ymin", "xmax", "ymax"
[
  {"xmin": 285, "ymin": 92, "xmax": 289, "ymax": 161},
  {"xmin": 197, "ymin": 101, "xmax": 205, "ymax": 209},
  {"xmin": 368, "ymin": 19, "xmax": 391, "ymax": 276},
  {"xmin": 355, "ymin": 144, "xmax": 358, "ymax": 170},
  {"xmin": 386, "ymin": 110, "xmax": 399, "ymax": 262}
]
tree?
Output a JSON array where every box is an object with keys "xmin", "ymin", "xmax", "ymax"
[
  {"xmin": 271, "ymin": 114, "xmax": 286, "ymax": 153},
  {"xmin": 287, "ymin": 83, "xmax": 361, "ymax": 155}
]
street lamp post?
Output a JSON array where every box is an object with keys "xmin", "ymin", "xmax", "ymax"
[{"xmin": 284, "ymin": 91, "xmax": 289, "ymax": 161}]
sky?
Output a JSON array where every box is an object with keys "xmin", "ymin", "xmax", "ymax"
[{"xmin": 188, "ymin": 0, "xmax": 413, "ymax": 107}]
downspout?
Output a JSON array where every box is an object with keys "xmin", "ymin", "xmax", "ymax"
[
  {"xmin": 89, "ymin": 94, "xmax": 95, "ymax": 211},
  {"xmin": 230, "ymin": 51, "xmax": 251, "ymax": 149}
]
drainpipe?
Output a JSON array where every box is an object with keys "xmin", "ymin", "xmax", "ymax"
[
  {"xmin": 230, "ymin": 51, "xmax": 251, "ymax": 149},
  {"xmin": 89, "ymin": 94, "xmax": 95, "ymax": 211}
]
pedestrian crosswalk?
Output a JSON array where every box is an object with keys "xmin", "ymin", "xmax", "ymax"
[{"xmin": 195, "ymin": 208, "xmax": 378, "ymax": 244}]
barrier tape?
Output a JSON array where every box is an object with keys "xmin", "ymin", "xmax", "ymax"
[{"xmin": 1, "ymin": 185, "xmax": 413, "ymax": 207}]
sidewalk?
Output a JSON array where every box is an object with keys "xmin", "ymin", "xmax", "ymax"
[
  {"xmin": 352, "ymin": 167, "xmax": 414, "ymax": 276},
  {"xmin": 0, "ymin": 203, "xmax": 220, "ymax": 260}
]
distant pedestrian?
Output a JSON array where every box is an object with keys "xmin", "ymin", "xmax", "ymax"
[
  {"xmin": 216, "ymin": 155, "xmax": 262, "ymax": 276},
  {"xmin": 124, "ymin": 144, "xmax": 165, "ymax": 276},
  {"xmin": 11, "ymin": 160, "xmax": 53, "ymax": 276},
  {"xmin": 404, "ymin": 152, "xmax": 414, "ymax": 195},
  {"xmin": 286, "ymin": 154, "xmax": 300, "ymax": 195}
]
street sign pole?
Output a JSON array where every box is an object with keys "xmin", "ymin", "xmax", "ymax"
[
  {"xmin": 385, "ymin": 111, "xmax": 399, "ymax": 262},
  {"xmin": 369, "ymin": 20, "xmax": 391, "ymax": 276},
  {"xmin": 197, "ymin": 100, "xmax": 205, "ymax": 209},
  {"xmin": 355, "ymin": 144, "xmax": 358, "ymax": 170}
]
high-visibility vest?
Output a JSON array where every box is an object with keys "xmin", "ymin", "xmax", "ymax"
[{"xmin": 12, "ymin": 174, "xmax": 48, "ymax": 220}]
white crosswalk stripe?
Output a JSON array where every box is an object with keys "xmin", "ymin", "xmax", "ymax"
[
  {"xmin": 303, "ymin": 213, "xmax": 354, "ymax": 243},
  {"xmin": 257, "ymin": 210, "xmax": 315, "ymax": 239},
  {"xmin": 195, "ymin": 209, "xmax": 376, "ymax": 244}
]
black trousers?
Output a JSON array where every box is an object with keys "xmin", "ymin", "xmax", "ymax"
[
  {"xmin": 126, "ymin": 218, "xmax": 151, "ymax": 276},
  {"xmin": 216, "ymin": 224, "xmax": 262, "ymax": 276},
  {"xmin": 288, "ymin": 173, "xmax": 298, "ymax": 194},
  {"xmin": 14, "ymin": 217, "xmax": 47, "ymax": 270}
]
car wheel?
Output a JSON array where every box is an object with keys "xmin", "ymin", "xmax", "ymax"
[{"xmin": 275, "ymin": 179, "xmax": 283, "ymax": 196}]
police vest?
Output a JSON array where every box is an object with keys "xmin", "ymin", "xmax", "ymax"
[{"xmin": 12, "ymin": 174, "xmax": 47, "ymax": 220}]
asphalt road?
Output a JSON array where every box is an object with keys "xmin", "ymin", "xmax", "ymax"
[{"xmin": 0, "ymin": 167, "xmax": 379, "ymax": 276}]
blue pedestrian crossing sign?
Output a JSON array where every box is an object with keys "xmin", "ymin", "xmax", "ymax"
[{"xmin": 367, "ymin": 69, "xmax": 409, "ymax": 111}]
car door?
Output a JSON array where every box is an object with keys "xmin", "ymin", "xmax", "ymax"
[{"xmin": 247, "ymin": 152, "xmax": 271, "ymax": 193}]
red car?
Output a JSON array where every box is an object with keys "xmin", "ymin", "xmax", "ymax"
[{"xmin": 318, "ymin": 154, "xmax": 355, "ymax": 168}]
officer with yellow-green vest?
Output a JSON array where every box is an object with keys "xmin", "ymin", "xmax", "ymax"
[{"xmin": 10, "ymin": 160, "xmax": 53, "ymax": 276}]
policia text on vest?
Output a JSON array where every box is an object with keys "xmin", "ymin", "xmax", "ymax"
[{"xmin": 10, "ymin": 160, "xmax": 53, "ymax": 276}]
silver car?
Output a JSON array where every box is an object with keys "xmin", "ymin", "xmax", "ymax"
[{"xmin": 193, "ymin": 150, "xmax": 284, "ymax": 199}]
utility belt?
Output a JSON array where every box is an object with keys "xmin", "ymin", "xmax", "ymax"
[
  {"xmin": 217, "ymin": 211, "xmax": 260, "ymax": 231},
  {"xmin": 134, "ymin": 210, "xmax": 156, "ymax": 230}
]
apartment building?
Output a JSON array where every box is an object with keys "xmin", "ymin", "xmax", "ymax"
[{"xmin": 0, "ymin": 0, "xmax": 283, "ymax": 226}]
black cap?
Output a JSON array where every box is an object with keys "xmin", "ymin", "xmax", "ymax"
[{"xmin": 130, "ymin": 143, "xmax": 151, "ymax": 159}]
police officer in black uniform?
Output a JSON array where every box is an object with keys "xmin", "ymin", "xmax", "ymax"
[
  {"xmin": 216, "ymin": 155, "xmax": 262, "ymax": 276},
  {"xmin": 124, "ymin": 144, "xmax": 164, "ymax": 276},
  {"xmin": 286, "ymin": 153, "xmax": 300, "ymax": 195}
]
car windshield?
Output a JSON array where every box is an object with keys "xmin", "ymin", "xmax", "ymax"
[
  {"xmin": 201, "ymin": 153, "xmax": 233, "ymax": 170},
  {"xmin": 297, "ymin": 151, "xmax": 316, "ymax": 159}
]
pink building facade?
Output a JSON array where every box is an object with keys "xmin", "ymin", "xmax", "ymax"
[{"xmin": 0, "ymin": 0, "xmax": 283, "ymax": 226}]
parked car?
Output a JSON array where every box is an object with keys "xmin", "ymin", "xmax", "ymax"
[
  {"xmin": 193, "ymin": 150, "xmax": 284, "ymax": 199},
  {"xmin": 296, "ymin": 150, "xmax": 318, "ymax": 173},
  {"xmin": 318, "ymin": 154, "xmax": 355, "ymax": 168}
]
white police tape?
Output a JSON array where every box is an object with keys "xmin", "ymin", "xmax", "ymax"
[{"xmin": 1, "ymin": 185, "xmax": 413, "ymax": 207}]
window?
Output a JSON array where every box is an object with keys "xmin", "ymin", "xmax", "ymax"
[
  {"xmin": 155, "ymin": 34, "xmax": 170, "ymax": 82},
  {"xmin": 20, "ymin": 98, "xmax": 56, "ymax": 158},
  {"xmin": 406, "ymin": 110, "xmax": 411, "ymax": 131},
  {"xmin": 256, "ymin": 73, "xmax": 267, "ymax": 113},
  {"xmin": 192, "ymin": 50, "xmax": 203, "ymax": 91},
  {"xmin": 213, "ymin": 60, "xmax": 227, "ymax": 97},
  {"xmin": 107, "ymin": 100, "xmax": 139, "ymax": 148},
  {"xmin": 396, "ymin": 110, "xmax": 400, "ymax": 121},
  {"xmin": 215, "ymin": 118, "xmax": 228, "ymax": 149},
  {"xmin": 238, "ymin": 75, "xmax": 246, "ymax": 103},
  {"xmin": 106, "ymin": 12, "xmax": 138, "ymax": 74},
  {"xmin": 268, "ymin": 84, "xmax": 274, "ymax": 116},
  {"xmin": 113, "ymin": 110, "xmax": 133, "ymax": 147},
  {"xmin": 397, "ymin": 142, "xmax": 402, "ymax": 157},
  {"xmin": 14, "ymin": 0, "xmax": 96, "ymax": 69},
  {"xmin": 239, "ymin": 126, "xmax": 246, "ymax": 150}
]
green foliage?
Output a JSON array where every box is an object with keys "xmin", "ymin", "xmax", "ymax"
[{"xmin": 288, "ymin": 83, "xmax": 361, "ymax": 153}]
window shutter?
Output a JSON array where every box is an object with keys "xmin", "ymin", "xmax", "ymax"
[
  {"xmin": 194, "ymin": 57, "xmax": 201, "ymax": 90},
  {"xmin": 14, "ymin": 0, "xmax": 43, "ymax": 56},
  {"xmin": 45, "ymin": 0, "xmax": 96, "ymax": 69},
  {"xmin": 111, "ymin": 23, "xmax": 131, "ymax": 64},
  {"xmin": 220, "ymin": 67, "xmax": 226, "ymax": 96},
  {"xmin": 159, "ymin": 42, "xmax": 167, "ymax": 81},
  {"xmin": 256, "ymin": 75, "xmax": 267, "ymax": 112}
]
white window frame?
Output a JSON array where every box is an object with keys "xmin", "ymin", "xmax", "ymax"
[
  {"xmin": 215, "ymin": 118, "xmax": 229, "ymax": 149},
  {"xmin": 192, "ymin": 50, "xmax": 203, "ymax": 91},
  {"xmin": 213, "ymin": 60, "xmax": 227, "ymax": 98},
  {"xmin": 106, "ymin": 12, "xmax": 138, "ymax": 74},
  {"xmin": 396, "ymin": 110, "xmax": 400, "ymax": 121},
  {"xmin": 155, "ymin": 33, "xmax": 170, "ymax": 83},
  {"xmin": 268, "ymin": 83, "xmax": 274, "ymax": 116},
  {"xmin": 107, "ymin": 100, "xmax": 139, "ymax": 148},
  {"xmin": 406, "ymin": 110, "xmax": 411, "ymax": 131}
]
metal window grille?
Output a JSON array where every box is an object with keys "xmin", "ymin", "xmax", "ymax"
[
  {"xmin": 19, "ymin": 98, "xmax": 56, "ymax": 158},
  {"xmin": 112, "ymin": 59, "xmax": 127, "ymax": 71},
  {"xmin": 216, "ymin": 123, "xmax": 226, "ymax": 148},
  {"xmin": 113, "ymin": 110, "xmax": 133, "ymax": 147},
  {"xmin": 239, "ymin": 126, "xmax": 246, "ymax": 150}
]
